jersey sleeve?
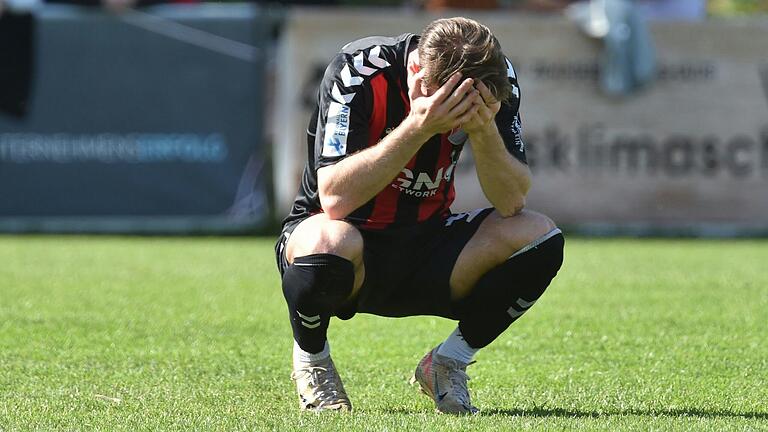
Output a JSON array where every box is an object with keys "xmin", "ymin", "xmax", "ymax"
[
  {"xmin": 314, "ymin": 53, "xmax": 371, "ymax": 169},
  {"xmin": 494, "ymin": 58, "xmax": 527, "ymax": 165}
]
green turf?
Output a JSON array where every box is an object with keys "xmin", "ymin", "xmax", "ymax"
[{"xmin": 1, "ymin": 236, "xmax": 766, "ymax": 431}]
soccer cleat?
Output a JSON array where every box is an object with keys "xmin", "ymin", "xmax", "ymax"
[
  {"xmin": 410, "ymin": 347, "xmax": 479, "ymax": 415},
  {"xmin": 290, "ymin": 355, "xmax": 352, "ymax": 412}
]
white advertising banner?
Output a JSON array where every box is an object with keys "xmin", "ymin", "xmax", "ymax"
[{"xmin": 273, "ymin": 9, "xmax": 768, "ymax": 233}]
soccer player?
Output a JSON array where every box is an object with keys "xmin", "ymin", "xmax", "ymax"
[{"xmin": 275, "ymin": 17, "xmax": 564, "ymax": 414}]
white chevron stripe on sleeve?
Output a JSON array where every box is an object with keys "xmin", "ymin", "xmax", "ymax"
[
  {"xmin": 506, "ymin": 58, "xmax": 516, "ymax": 79},
  {"xmin": 353, "ymin": 52, "xmax": 377, "ymax": 76},
  {"xmin": 301, "ymin": 321, "xmax": 322, "ymax": 329},
  {"xmin": 340, "ymin": 64, "xmax": 363, "ymax": 87},
  {"xmin": 367, "ymin": 45, "xmax": 390, "ymax": 68},
  {"xmin": 331, "ymin": 82, "xmax": 356, "ymax": 104}
]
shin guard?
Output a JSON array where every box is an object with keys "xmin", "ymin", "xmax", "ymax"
[
  {"xmin": 456, "ymin": 230, "xmax": 565, "ymax": 349},
  {"xmin": 282, "ymin": 254, "xmax": 354, "ymax": 354}
]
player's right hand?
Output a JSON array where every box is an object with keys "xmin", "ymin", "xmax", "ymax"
[{"xmin": 407, "ymin": 71, "xmax": 481, "ymax": 137}]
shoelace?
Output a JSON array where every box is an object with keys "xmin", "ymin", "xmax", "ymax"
[
  {"xmin": 291, "ymin": 366, "xmax": 344, "ymax": 407},
  {"xmin": 437, "ymin": 358, "xmax": 476, "ymax": 409},
  {"xmin": 448, "ymin": 368, "xmax": 472, "ymax": 406}
]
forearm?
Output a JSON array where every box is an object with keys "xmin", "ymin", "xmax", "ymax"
[
  {"xmin": 318, "ymin": 117, "xmax": 430, "ymax": 219},
  {"xmin": 317, "ymin": 70, "xmax": 478, "ymax": 219},
  {"xmin": 470, "ymin": 125, "xmax": 531, "ymax": 217}
]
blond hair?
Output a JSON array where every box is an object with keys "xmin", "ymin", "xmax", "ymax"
[{"xmin": 418, "ymin": 17, "xmax": 512, "ymax": 102}]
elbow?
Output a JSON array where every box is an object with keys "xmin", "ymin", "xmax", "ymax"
[
  {"xmin": 318, "ymin": 190, "xmax": 349, "ymax": 220},
  {"xmin": 317, "ymin": 169, "xmax": 349, "ymax": 220},
  {"xmin": 496, "ymin": 194, "xmax": 526, "ymax": 218},
  {"xmin": 322, "ymin": 198, "xmax": 349, "ymax": 220},
  {"xmin": 496, "ymin": 176, "xmax": 531, "ymax": 218}
]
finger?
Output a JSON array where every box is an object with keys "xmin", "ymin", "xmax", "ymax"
[
  {"xmin": 475, "ymin": 80, "xmax": 499, "ymax": 106},
  {"xmin": 473, "ymin": 97, "xmax": 493, "ymax": 118},
  {"xmin": 443, "ymin": 78, "xmax": 477, "ymax": 110},
  {"xmin": 447, "ymin": 89, "xmax": 480, "ymax": 119},
  {"xmin": 456, "ymin": 104, "xmax": 481, "ymax": 126},
  {"xmin": 431, "ymin": 72, "xmax": 463, "ymax": 104}
]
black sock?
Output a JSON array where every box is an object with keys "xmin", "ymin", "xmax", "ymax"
[
  {"xmin": 455, "ymin": 232, "xmax": 564, "ymax": 349},
  {"xmin": 281, "ymin": 254, "xmax": 354, "ymax": 354}
]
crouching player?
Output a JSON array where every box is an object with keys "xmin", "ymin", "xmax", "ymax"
[{"xmin": 274, "ymin": 17, "xmax": 564, "ymax": 414}]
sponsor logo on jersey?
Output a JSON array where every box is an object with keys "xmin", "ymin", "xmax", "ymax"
[
  {"xmin": 513, "ymin": 116, "xmax": 525, "ymax": 152},
  {"xmin": 392, "ymin": 167, "xmax": 450, "ymax": 197},
  {"xmin": 322, "ymin": 102, "xmax": 351, "ymax": 157},
  {"xmin": 445, "ymin": 208, "xmax": 486, "ymax": 226},
  {"xmin": 321, "ymin": 45, "xmax": 393, "ymax": 158}
]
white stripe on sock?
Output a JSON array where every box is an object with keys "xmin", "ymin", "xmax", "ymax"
[
  {"xmin": 509, "ymin": 228, "xmax": 562, "ymax": 259},
  {"xmin": 297, "ymin": 311, "xmax": 320, "ymax": 322}
]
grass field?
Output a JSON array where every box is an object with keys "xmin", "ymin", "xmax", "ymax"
[{"xmin": 1, "ymin": 236, "xmax": 767, "ymax": 431}]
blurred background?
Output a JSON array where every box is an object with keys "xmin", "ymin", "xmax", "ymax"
[{"xmin": 1, "ymin": 0, "xmax": 767, "ymax": 236}]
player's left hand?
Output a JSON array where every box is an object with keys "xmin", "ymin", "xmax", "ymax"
[{"xmin": 462, "ymin": 80, "xmax": 501, "ymax": 136}]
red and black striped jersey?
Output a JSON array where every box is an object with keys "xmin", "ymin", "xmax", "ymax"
[{"xmin": 283, "ymin": 33, "xmax": 526, "ymax": 231}]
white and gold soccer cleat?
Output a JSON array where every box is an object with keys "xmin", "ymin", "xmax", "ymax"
[
  {"xmin": 410, "ymin": 347, "xmax": 479, "ymax": 415},
  {"xmin": 290, "ymin": 355, "xmax": 352, "ymax": 412}
]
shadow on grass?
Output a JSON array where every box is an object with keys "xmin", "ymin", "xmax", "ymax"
[
  {"xmin": 482, "ymin": 407, "xmax": 768, "ymax": 420},
  {"xmin": 383, "ymin": 407, "xmax": 768, "ymax": 420}
]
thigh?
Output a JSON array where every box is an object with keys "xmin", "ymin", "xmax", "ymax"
[{"xmin": 450, "ymin": 209, "xmax": 557, "ymax": 299}]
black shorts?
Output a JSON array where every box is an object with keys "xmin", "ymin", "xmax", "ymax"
[{"xmin": 275, "ymin": 208, "xmax": 494, "ymax": 320}]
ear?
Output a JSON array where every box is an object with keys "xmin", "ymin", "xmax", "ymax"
[
  {"xmin": 407, "ymin": 54, "xmax": 424, "ymax": 99},
  {"xmin": 408, "ymin": 69, "xmax": 427, "ymax": 100}
]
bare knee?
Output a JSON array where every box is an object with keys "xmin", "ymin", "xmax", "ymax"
[
  {"xmin": 286, "ymin": 215, "xmax": 363, "ymax": 264},
  {"xmin": 313, "ymin": 221, "xmax": 363, "ymax": 261},
  {"xmin": 494, "ymin": 210, "xmax": 557, "ymax": 255},
  {"xmin": 515, "ymin": 210, "xmax": 557, "ymax": 239}
]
